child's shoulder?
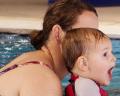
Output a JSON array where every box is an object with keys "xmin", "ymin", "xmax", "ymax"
[
  {"xmin": 75, "ymin": 77, "xmax": 101, "ymax": 96},
  {"xmin": 76, "ymin": 77, "xmax": 98, "ymax": 87}
]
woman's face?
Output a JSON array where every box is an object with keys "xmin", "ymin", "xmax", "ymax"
[
  {"xmin": 61, "ymin": 11, "xmax": 98, "ymax": 43},
  {"xmin": 72, "ymin": 11, "xmax": 98, "ymax": 29}
]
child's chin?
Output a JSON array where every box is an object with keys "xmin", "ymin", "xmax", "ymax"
[{"xmin": 102, "ymin": 81, "xmax": 110, "ymax": 86}]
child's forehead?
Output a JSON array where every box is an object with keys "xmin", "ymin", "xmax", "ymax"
[
  {"xmin": 89, "ymin": 34, "xmax": 109, "ymax": 44},
  {"xmin": 97, "ymin": 37, "xmax": 111, "ymax": 45},
  {"xmin": 87, "ymin": 37, "xmax": 111, "ymax": 51}
]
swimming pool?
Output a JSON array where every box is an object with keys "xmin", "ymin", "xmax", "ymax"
[
  {"xmin": 0, "ymin": 33, "xmax": 120, "ymax": 96},
  {"xmin": 0, "ymin": 33, "xmax": 35, "ymax": 67}
]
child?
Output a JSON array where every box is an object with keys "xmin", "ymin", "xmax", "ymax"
[{"xmin": 62, "ymin": 28, "xmax": 116, "ymax": 96}]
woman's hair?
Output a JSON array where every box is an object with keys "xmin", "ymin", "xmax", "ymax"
[
  {"xmin": 62, "ymin": 28, "xmax": 108, "ymax": 72},
  {"xmin": 30, "ymin": 0, "xmax": 98, "ymax": 49}
]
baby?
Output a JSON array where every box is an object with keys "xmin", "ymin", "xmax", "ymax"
[{"xmin": 62, "ymin": 28, "xmax": 116, "ymax": 96}]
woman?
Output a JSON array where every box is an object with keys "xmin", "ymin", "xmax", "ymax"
[{"xmin": 0, "ymin": 0, "xmax": 98, "ymax": 96}]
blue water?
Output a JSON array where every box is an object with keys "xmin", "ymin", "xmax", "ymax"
[
  {"xmin": 0, "ymin": 33, "xmax": 35, "ymax": 67},
  {"xmin": 0, "ymin": 33, "xmax": 120, "ymax": 96}
]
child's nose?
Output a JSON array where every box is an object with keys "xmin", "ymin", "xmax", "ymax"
[{"xmin": 111, "ymin": 54, "xmax": 116, "ymax": 64}]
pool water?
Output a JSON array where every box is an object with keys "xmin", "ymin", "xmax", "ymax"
[
  {"xmin": 0, "ymin": 33, "xmax": 120, "ymax": 96},
  {"xmin": 0, "ymin": 33, "xmax": 35, "ymax": 67}
]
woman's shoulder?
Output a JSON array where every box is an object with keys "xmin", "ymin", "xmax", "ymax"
[
  {"xmin": 1, "ymin": 60, "xmax": 59, "ymax": 81},
  {"xmin": 18, "ymin": 63, "xmax": 62, "ymax": 96},
  {"xmin": 0, "ymin": 62, "xmax": 62, "ymax": 96},
  {"xmin": 6, "ymin": 50, "xmax": 42, "ymax": 67}
]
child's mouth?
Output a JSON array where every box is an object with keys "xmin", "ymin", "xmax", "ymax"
[{"xmin": 108, "ymin": 67, "xmax": 114, "ymax": 80}]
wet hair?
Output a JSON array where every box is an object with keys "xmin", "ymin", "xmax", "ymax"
[
  {"xmin": 62, "ymin": 28, "xmax": 108, "ymax": 73},
  {"xmin": 30, "ymin": 0, "xmax": 98, "ymax": 49}
]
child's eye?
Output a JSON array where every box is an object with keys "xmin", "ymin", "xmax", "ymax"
[{"xmin": 103, "ymin": 52, "xmax": 107, "ymax": 57}]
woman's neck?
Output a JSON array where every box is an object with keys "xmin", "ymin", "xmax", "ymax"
[{"xmin": 42, "ymin": 43, "xmax": 68, "ymax": 80}]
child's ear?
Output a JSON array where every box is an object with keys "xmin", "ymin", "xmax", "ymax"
[{"xmin": 76, "ymin": 56, "xmax": 89, "ymax": 72}]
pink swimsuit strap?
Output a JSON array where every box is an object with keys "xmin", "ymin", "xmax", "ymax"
[{"xmin": 0, "ymin": 61, "xmax": 51, "ymax": 76}]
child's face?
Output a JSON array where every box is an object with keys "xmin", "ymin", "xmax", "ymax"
[{"xmin": 87, "ymin": 38, "xmax": 116, "ymax": 86}]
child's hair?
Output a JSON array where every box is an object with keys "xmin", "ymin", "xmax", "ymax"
[{"xmin": 62, "ymin": 28, "xmax": 109, "ymax": 73}]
